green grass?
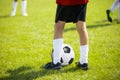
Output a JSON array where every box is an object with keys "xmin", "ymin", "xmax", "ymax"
[{"xmin": 0, "ymin": 0, "xmax": 120, "ymax": 80}]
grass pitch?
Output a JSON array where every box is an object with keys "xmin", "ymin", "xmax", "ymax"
[{"xmin": 0, "ymin": 0, "xmax": 120, "ymax": 80}]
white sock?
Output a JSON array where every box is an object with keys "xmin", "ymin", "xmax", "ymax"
[
  {"xmin": 53, "ymin": 39, "xmax": 63, "ymax": 64},
  {"xmin": 80, "ymin": 45, "xmax": 89, "ymax": 64},
  {"xmin": 110, "ymin": 0, "xmax": 119, "ymax": 12},
  {"xmin": 22, "ymin": 0, "xmax": 27, "ymax": 14},
  {"xmin": 12, "ymin": 1, "xmax": 18, "ymax": 13}
]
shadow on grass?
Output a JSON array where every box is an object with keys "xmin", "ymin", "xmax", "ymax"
[
  {"xmin": 64, "ymin": 19, "xmax": 120, "ymax": 32},
  {"xmin": 0, "ymin": 66, "xmax": 83, "ymax": 80},
  {"xmin": 64, "ymin": 23, "xmax": 112, "ymax": 32},
  {"xmin": 87, "ymin": 23, "xmax": 111, "ymax": 28},
  {"xmin": 0, "ymin": 15, "xmax": 10, "ymax": 18},
  {"xmin": 0, "ymin": 15, "xmax": 27, "ymax": 18}
]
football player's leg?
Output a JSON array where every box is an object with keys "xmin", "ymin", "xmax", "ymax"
[
  {"xmin": 74, "ymin": 4, "xmax": 89, "ymax": 70},
  {"xmin": 43, "ymin": 21, "xmax": 65, "ymax": 69},
  {"xmin": 10, "ymin": 0, "xmax": 18, "ymax": 16},
  {"xmin": 53, "ymin": 21, "xmax": 65, "ymax": 64},
  {"xmin": 22, "ymin": 0, "xmax": 28, "ymax": 16},
  {"xmin": 76, "ymin": 21, "xmax": 88, "ymax": 64}
]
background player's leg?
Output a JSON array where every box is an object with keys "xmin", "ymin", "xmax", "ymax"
[
  {"xmin": 118, "ymin": 2, "xmax": 120, "ymax": 22},
  {"xmin": 106, "ymin": 0, "xmax": 119, "ymax": 22},
  {"xmin": 10, "ymin": 0, "xmax": 18, "ymax": 16},
  {"xmin": 22, "ymin": 0, "xmax": 28, "ymax": 16},
  {"xmin": 110, "ymin": 0, "xmax": 119, "ymax": 12}
]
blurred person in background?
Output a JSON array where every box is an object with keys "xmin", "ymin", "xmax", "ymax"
[
  {"xmin": 106, "ymin": 0, "xmax": 120, "ymax": 22},
  {"xmin": 10, "ymin": 0, "xmax": 28, "ymax": 16}
]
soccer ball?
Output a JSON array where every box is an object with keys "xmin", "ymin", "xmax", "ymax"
[
  {"xmin": 51, "ymin": 44, "xmax": 75, "ymax": 66},
  {"xmin": 61, "ymin": 44, "xmax": 74, "ymax": 66}
]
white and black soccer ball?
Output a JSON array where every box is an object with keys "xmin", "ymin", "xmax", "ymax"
[
  {"xmin": 61, "ymin": 44, "xmax": 74, "ymax": 66},
  {"xmin": 51, "ymin": 44, "xmax": 75, "ymax": 66}
]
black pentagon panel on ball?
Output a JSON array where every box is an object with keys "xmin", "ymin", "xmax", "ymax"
[
  {"xmin": 68, "ymin": 58, "xmax": 74, "ymax": 64},
  {"xmin": 63, "ymin": 46, "xmax": 71, "ymax": 53}
]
